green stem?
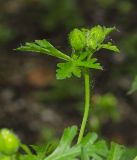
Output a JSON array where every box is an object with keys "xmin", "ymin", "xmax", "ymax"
[{"xmin": 77, "ymin": 69, "xmax": 90, "ymax": 144}]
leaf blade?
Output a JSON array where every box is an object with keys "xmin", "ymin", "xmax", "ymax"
[
  {"xmin": 100, "ymin": 42, "xmax": 120, "ymax": 53},
  {"xmin": 107, "ymin": 142, "xmax": 125, "ymax": 160},
  {"xmin": 78, "ymin": 59, "xmax": 103, "ymax": 70},
  {"xmin": 56, "ymin": 61, "xmax": 81, "ymax": 80},
  {"xmin": 16, "ymin": 39, "xmax": 71, "ymax": 61}
]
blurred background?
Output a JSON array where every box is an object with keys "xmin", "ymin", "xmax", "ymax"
[{"xmin": 0, "ymin": 0, "xmax": 137, "ymax": 148}]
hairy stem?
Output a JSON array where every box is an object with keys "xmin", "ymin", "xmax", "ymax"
[{"xmin": 77, "ymin": 69, "xmax": 90, "ymax": 144}]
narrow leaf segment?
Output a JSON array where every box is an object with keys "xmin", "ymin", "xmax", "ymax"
[{"xmin": 16, "ymin": 39, "xmax": 71, "ymax": 61}]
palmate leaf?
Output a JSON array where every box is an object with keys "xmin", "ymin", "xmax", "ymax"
[
  {"xmin": 78, "ymin": 58, "xmax": 103, "ymax": 70},
  {"xmin": 56, "ymin": 58, "xmax": 102, "ymax": 80},
  {"xmin": 16, "ymin": 39, "xmax": 71, "ymax": 61},
  {"xmin": 56, "ymin": 61, "xmax": 81, "ymax": 80}
]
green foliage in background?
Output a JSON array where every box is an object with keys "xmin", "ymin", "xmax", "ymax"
[
  {"xmin": 128, "ymin": 75, "xmax": 137, "ymax": 94},
  {"xmin": 97, "ymin": 0, "xmax": 133, "ymax": 14},
  {"xmin": 0, "ymin": 25, "xmax": 13, "ymax": 44},
  {"xmin": 33, "ymin": 79, "xmax": 82, "ymax": 102},
  {"xmin": 120, "ymin": 33, "xmax": 137, "ymax": 77},
  {"xmin": 30, "ymin": 0, "xmax": 84, "ymax": 31},
  {"xmin": 39, "ymin": 127, "xmax": 58, "ymax": 147},
  {"xmin": 90, "ymin": 93, "xmax": 120, "ymax": 132}
]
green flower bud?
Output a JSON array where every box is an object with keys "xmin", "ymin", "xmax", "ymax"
[
  {"xmin": 69, "ymin": 28, "xmax": 86, "ymax": 51},
  {"xmin": 0, "ymin": 128, "xmax": 20, "ymax": 155},
  {"xmin": 87, "ymin": 25, "xmax": 105, "ymax": 49}
]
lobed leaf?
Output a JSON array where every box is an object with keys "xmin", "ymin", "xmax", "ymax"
[
  {"xmin": 100, "ymin": 42, "xmax": 120, "ymax": 53},
  {"xmin": 120, "ymin": 148, "xmax": 137, "ymax": 160},
  {"xmin": 43, "ymin": 126, "xmax": 110, "ymax": 160},
  {"xmin": 18, "ymin": 126, "xmax": 128, "ymax": 160},
  {"xmin": 56, "ymin": 58, "xmax": 103, "ymax": 80},
  {"xmin": 107, "ymin": 142, "xmax": 125, "ymax": 160},
  {"xmin": 44, "ymin": 126, "xmax": 79, "ymax": 160},
  {"xmin": 30, "ymin": 144, "xmax": 55, "ymax": 160},
  {"xmin": 81, "ymin": 147, "xmax": 90, "ymax": 160},
  {"xmin": 89, "ymin": 140, "xmax": 109, "ymax": 158},
  {"xmin": 78, "ymin": 58, "xmax": 103, "ymax": 70},
  {"xmin": 103, "ymin": 26, "xmax": 116, "ymax": 36},
  {"xmin": 56, "ymin": 61, "xmax": 81, "ymax": 80},
  {"xmin": 16, "ymin": 39, "xmax": 71, "ymax": 61}
]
